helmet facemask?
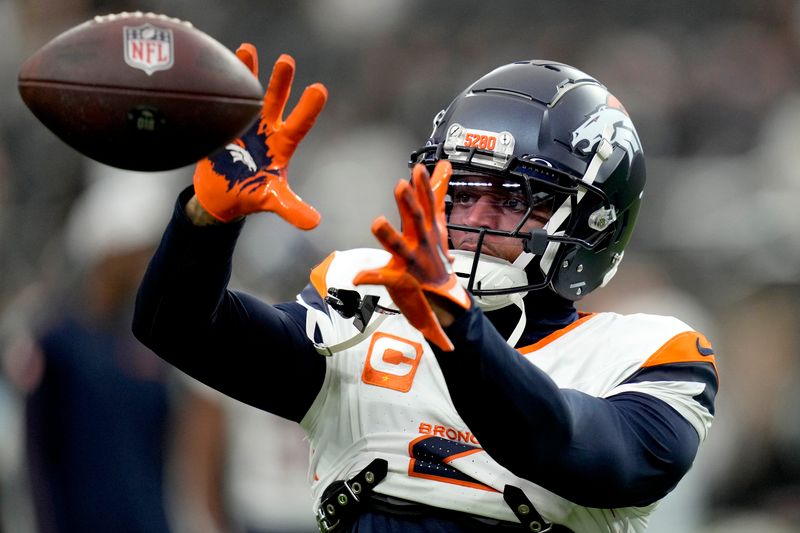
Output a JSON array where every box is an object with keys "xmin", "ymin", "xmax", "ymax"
[
  {"xmin": 412, "ymin": 144, "xmax": 619, "ymax": 305},
  {"xmin": 444, "ymin": 168, "xmax": 560, "ymax": 301}
]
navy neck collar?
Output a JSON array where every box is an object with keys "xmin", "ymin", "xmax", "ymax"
[{"xmin": 485, "ymin": 289, "xmax": 577, "ymax": 347}]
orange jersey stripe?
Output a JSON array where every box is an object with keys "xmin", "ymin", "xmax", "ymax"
[
  {"xmin": 309, "ymin": 251, "xmax": 336, "ymax": 299},
  {"xmin": 517, "ymin": 312, "xmax": 597, "ymax": 355},
  {"xmin": 642, "ymin": 331, "xmax": 718, "ymax": 378},
  {"xmin": 443, "ymin": 447, "xmax": 484, "ymax": 464}
]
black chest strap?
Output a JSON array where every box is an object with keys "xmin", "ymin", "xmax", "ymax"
[
  {"xmin": 316, "ymin": 458, "xmax": 388, "ymax": 532},
  {"xmin": 315, "ymin": 462, "xmax": 574, "ymax": 532}
]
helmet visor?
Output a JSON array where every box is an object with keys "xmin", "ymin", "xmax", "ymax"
[{"xmin": 446, "ymin": 173, "xmax": 558, "ymax": 262}]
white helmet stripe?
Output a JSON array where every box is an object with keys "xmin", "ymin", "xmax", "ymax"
[{"xmin": 539, "ymin": 125, "xmax": 614, "ymax": 276}]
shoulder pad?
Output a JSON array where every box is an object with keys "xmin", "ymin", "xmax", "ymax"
[{"xmin": 309, "ymin": 248, "xmax": 396, "ymax": 310}]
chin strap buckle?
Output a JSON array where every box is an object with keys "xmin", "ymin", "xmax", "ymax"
[
  {"xmin": 315, "ymin": 289, "xmax": 398, "ymax": 357},
  {"xmin": 326, "ymin": 288, "xmax": 398, "ymax": 332}
]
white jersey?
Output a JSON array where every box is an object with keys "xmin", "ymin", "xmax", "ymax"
[{"xmin": 298, "ymin": 248, "xmax": 717, "ymax": 533}]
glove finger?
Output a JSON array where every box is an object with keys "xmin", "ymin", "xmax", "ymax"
[
  {"xmin": 235, "ymin": 43, "xmax": 259, "ymax": 77},
  {"xmin": 411, "ymin": 164, "xmax": 435, "ymax": 232},
  {"xmin": 429, "ymin": 160, "xmax": 452, "ymax": 210},
  {"xmin": 419, "ymin": 321, "xmax": 455, "ymax": 352},
  {"xmin": 262, "ymin": 174, "xmax": 320, "ymax": 230},
  {"xmin": 261, "ymin": 54, "xmax": 296, "ymax": 130},
  {"xmin": 280, "ymin": 83, "xmax": 329, "ymax": 148},
  {"xmin": 396, "ymin": 179, "xmax": 426, "ymax": 247},
  {"xmin": 264, "ymin": 84, "xmax": 327, "ymax": 167},
  {"xmin": 371, "ymin": 216, "xmax": 412, "ymax": 262},
  {"xmin": 352, "ymin": 269, "xmax": 382, "ymax": 286},
  {"xmin": 430, "ymin": 160, "xmax": 453, "ymax": 256},
  {"xmin": 353, "ymin": 266, "xmax": 401, "ymax": 287}
]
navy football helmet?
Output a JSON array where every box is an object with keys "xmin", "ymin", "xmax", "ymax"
[{"xmin": 410, "ymin": 60, "xmax": 645, "ymax": 304}]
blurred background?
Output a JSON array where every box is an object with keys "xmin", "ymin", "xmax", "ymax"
[{"xmin": 1, "ymin": 1, "xmax": 799, "ymax": 532}]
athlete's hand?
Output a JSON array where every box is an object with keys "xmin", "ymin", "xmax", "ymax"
[
  {"xmin": 192, "ymin": 44, "xmax": 327, "ymax": 227},
  {"xmin": 354, "ymin": 161, "xmax": 471, "ymax": 352}
]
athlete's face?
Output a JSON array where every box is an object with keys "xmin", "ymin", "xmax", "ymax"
[{"xmin": 448, "ymin": 174, "xmax": 555, "ymax": 263}]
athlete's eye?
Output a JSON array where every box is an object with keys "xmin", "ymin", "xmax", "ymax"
[
  {"xmin": 500, "ymin": 197, "xmax": 528, "ymax": 213},
  {"xmin": 453, "ymin": 191, "xmax": 477, "ymax": 206}
]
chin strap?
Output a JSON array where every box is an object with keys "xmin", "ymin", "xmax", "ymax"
[
  {"xmin": 313, "ymin": 314, "xmax": 388, "ymax": 356},
  {"xmin": 505, "ymin": 293, "xmax": 527, "ymax": 348},
  {"xmin": 488, "ymin": 253, "xmax": 531, "ymax": 348},
  {"xmin": 450, "ymin": 250, "xmax": 530, "ymax": 347},
  {"xmin": 309, "ymin": 289, "xmax": 396, "ymax": 356}
]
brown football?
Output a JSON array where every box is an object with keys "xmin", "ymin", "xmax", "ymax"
[{"xmin": 18, "ymin": 12, "xmax": 264, "ymax": 171}]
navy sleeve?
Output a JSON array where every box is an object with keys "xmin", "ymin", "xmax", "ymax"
[
  {"xmin": 435, "ymin": 305, "xmax": 705, "ymax": 508},
  {"xmin": 132, "ymin": 187, "xmax": 326, "ymax": 423}
]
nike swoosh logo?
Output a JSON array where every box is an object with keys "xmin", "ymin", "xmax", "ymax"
[{"xmin": 696, "ymin": 338, "xmax": 714, "ymax": 356}]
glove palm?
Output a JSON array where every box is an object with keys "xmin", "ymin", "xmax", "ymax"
[{"xmin": 354, "ymin": 161, "xmax": 470, "ymax": 351}]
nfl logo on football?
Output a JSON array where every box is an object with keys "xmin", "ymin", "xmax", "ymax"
[{"xmin": 123, "ymin": 23, "xmax": 174, "ymax": 75}]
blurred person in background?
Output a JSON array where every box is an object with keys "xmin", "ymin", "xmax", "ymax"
[
  {"xmin": 8, "ymin": 165, "xmax": 182, "ymax": 533},
  {"xmin": 4, "ymin": 160, "xmax": 324, "ymax": 533},
  {"xmin": 704, "ymin": 284, "xmax": 800, "ymax": 528},
  {"xmin": 171, "ymin": 377, "xmax": 317, "ymax": 533}
]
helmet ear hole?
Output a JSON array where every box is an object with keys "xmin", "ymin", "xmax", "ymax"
[{"xmin": 547, "ymin": 246, "xmax": 578, "ymax": 300}]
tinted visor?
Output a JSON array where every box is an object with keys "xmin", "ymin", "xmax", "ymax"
[{"xmin": 446, "ymin": 173, "xmax": 558, "ymax": 233}]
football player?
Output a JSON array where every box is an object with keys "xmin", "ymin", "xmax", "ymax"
[{"xmin": 133, "ymin": 44, "xmax": 718, "ymax": 532}]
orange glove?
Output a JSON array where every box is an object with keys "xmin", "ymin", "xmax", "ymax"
[
  {"xmin": 354, "ymin": 161, "xmax": 471, "ymax": 351},
  {"xmin": 193, "ymin": 43, "xmax": 328, "ymax": 227}
]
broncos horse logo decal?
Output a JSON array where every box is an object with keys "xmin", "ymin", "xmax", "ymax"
[
  {"xmin": 571, "ymin": 95, "xmax": 642, "ymax": 163},
  {"xmin": 209, "ymin": 130, "xmax": 276, "ymax": 194},
  {"xmin": 225, "ymin": 143, "xmax": 257, "ymax": 173}
]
